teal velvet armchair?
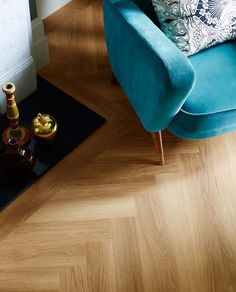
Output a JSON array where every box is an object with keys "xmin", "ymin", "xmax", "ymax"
[{"xmin": 103, "ymin": 0, "xmax": 236, "ymax": 165}]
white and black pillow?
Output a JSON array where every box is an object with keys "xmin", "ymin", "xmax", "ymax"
[{"xmin": 152, "ymin": 0, "xmax": 236, "ymax": 56}]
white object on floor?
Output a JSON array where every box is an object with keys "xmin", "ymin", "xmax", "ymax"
[
  {"xmin": 0, "ymin": 0, "xmax": 37, "ymax": 114},
  {"xmin": 36, "ymin": 0, "xmax": 72, "ymax": 19},
  {"xmin": 32, "ymin": 17, "xmax": 49, "ymax": 71}
]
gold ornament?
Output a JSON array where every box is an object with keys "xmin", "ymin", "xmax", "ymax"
[{"xmin": 32, "ymin": 113, "xmax": 57, "ymax": 141}]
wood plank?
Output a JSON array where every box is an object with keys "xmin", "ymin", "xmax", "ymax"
[
  {"xmin": 112, "ymin": 218, "xmax": 144, "ymax": 292},
  {"xmin": 0, "ymin": 268, "xmax": 59, "ymax": 291},
  {"xmin": 59, "ymin": 266, "xmax": 89, "ymax": 292},
  {"xmin": 86, "ymin": 241, "xmax": 116, "ymax": 292}
]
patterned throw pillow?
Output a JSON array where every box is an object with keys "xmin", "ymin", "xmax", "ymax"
[{"xmin": 152, "ymin": 0, "xmax": 236, "ymax": 56}]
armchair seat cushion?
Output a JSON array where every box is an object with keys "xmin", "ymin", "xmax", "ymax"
[{"xmin": 168, "ymin": 41, "xmax": 236, "ymax": 139}]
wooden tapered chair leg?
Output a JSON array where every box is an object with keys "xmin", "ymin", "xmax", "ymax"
[{"xmin": 151, "ymin": 131, "xmax": 165, "ymax": 165}]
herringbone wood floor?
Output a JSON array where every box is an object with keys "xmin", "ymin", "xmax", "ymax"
[{"xmin": 1, "ymin": 0, "xmax": 236, "ymax": 291}]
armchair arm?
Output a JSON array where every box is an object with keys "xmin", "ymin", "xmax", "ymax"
[{"xmin": 103, "ymin": 0, "xmax": 195, "ymax": 131}]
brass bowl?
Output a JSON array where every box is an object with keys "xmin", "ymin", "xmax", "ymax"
[{"xmin": 32, "ymin": 114, "xmax": 58, "ymax": 142}]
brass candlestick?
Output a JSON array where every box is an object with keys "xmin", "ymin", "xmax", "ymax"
[{"xmin": 2, "ymin": 82, "xmax": 30, "ymax": 146}]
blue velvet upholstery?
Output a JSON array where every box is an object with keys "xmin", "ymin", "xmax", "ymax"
[
  {"xmin": 103, "ymin": 0, "xmax": 236, "ymax": 140},
  {"xmin": 103, "ymin": 0, "xmax": 195, "ymax": 131},
  {"xmin": 169, "ymin": 41, "xmax": 236, "ymax": 139}
]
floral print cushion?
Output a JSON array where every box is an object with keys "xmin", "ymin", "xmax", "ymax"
[{"xmin": 152, "ymin": 0, "xmax": 236, "ymax": 56}]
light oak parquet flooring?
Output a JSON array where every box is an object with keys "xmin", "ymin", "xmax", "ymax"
[{"xmin": 1, "ymin": 0, "xmax": 236, "ymax": 291}]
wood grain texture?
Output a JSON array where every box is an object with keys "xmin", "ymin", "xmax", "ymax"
[{"xmin": 1, "ymin": 0, "xmax": 236, "ymax": 291}]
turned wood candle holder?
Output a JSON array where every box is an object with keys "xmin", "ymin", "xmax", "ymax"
[{"xmin": 2, "ymin": 82, "xmax": 30, "ymax": 146}]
